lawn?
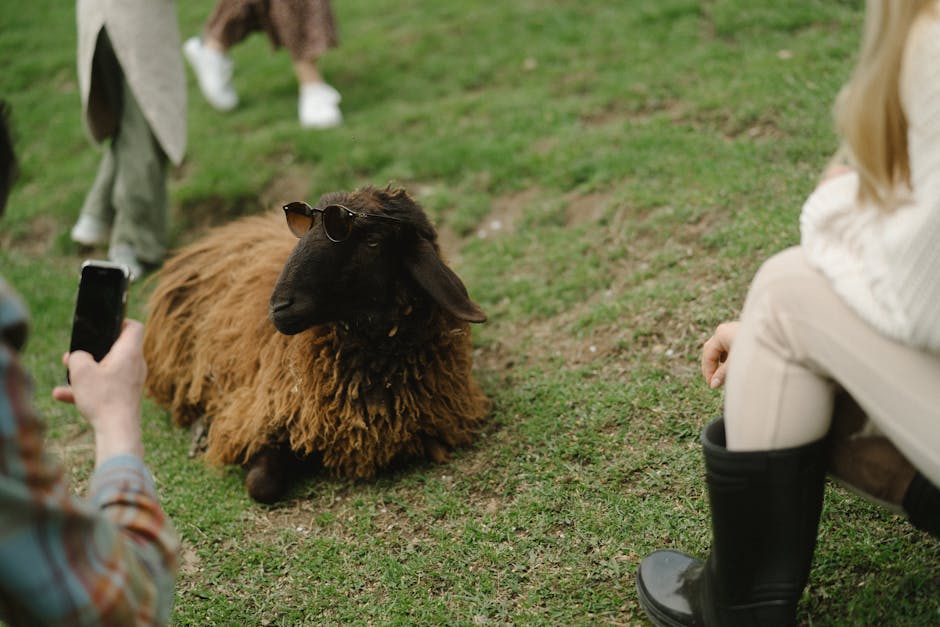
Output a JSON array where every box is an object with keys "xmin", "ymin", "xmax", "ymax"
[{"xmin": 1, "ymin": 0, "xmax": 938, "ymax": 624}]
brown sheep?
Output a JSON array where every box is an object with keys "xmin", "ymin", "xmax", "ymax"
[{"xmin": 143, "ymin": 186, "xmax": 490, "ymax": 502}]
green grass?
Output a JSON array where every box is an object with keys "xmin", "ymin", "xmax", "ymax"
[{"xmin": 2, "ymin": 0, "xmax": 939, "ymax": 624}]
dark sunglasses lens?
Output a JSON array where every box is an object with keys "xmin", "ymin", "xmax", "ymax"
[
  {"xmin": 284, "ymin": 203, "xmax": 313, "ymax": 237},
  {"xmin": 323, "ymin": 205, "xmax": 353, "ymax": 241}
]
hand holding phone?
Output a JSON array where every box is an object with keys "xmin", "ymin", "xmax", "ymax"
[
  {"xmin": 54, "ymin": 318, "xmax": 148, "ymax": 463},
  {"xmin": 67, "ymin": 260, "xmax": 129, "ymax": 381}
]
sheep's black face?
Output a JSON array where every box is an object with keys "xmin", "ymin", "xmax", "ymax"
[
  {"xmin": 269, "ymin": 197, "xmax": 401, "ymax": 335},
  {"xmin": 270, "ymin": 186, "xmax": 486, "ymax": 336}
]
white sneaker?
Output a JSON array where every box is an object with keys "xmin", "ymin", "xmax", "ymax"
[
  {"xmin": 108, "ymin": 244, "xmax": 143, "ymax": 282},
  {"xmin": 298, "ymin": 82, "xmax": 342, "ymax": 129},
  {"xmin": 70, "ymin": 214, "xmax": 109, "ymax": 246},
  {"xmin": 183, "ymin": 37, "xmax": 238, "ymax": 112}
]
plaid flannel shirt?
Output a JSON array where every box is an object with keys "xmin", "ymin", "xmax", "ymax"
[{"xmin": 0, "ymin": 277, "xmax": 179, "ymax": 625}]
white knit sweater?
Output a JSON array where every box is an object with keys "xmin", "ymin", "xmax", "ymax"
[{"xmin": 800, "ymin": 7, "xmax": 940, "ymax": 353}]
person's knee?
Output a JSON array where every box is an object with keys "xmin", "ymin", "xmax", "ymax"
[
  {"xmin": 751, "ymin": 246, "xmax": 811, "ymax": 288},
  {"xmin": 745, "ymin": 247, "xmax": 822, "ymax": 312},
  {"xmin": 737, "ymin": 247, "xmax": 825, "ymax": 352}
]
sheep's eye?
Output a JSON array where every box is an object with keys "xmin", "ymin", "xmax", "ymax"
[{"xmin": 367, "ymin": 241, "xmax": 380, "ymax": 248}]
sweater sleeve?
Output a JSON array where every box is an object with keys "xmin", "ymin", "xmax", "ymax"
[
  {"xmin": 0, "ymin": 343, "xmax": 179, "ymax": 626},
  {"xmin": 800, "ymin": 12, "xmax": 940, "ymax": 352},
  {"xmin": 892, "ymin": 13, "xmax": 940, "ymax": 350},
  {"xmin": 87, "ymin": 455, "xmax": 181, "ymax": 626}
]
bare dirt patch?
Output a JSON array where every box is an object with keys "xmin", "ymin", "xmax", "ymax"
[
  {"xmin": 1, "ymin": 214, "xmax": 59, "ymax": 255},
  {"xmin": 257, "ymin": 164, "xmax": 312, "ymax": 211},
  {"xmin": 45, "ymin": 425, "xmax": 95, "ymax": 494},
  {"xmin": 578, "ymin": 93, "xmax": 787, "ymax": 144},
  {"xmin": 564, "ymin": 190, "xmax": 615, "ymax": 227},
  {"xmin": 171, "ymin": 162, "xmax": 313, "ymax": 246},
  {"xmin": 173, "ymin": 195, "xmax": 259, "ymax": 246},
  {"xmin": 471, "ymin": 188, "xmax": 720, "ymax": 378},
  {"xmin": 581, "ymin": 96, "xmax": 686, "ymax": 129},
  {"xmin": 473, "ymin": 188, "xmax": 542, "ymax": 240}
]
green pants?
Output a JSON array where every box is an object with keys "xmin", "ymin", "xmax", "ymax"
[{"xmin": 80, "ymin": 29, "xmax": 168, "ymax": 264}]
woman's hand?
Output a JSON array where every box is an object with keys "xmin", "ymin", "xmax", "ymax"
[
  {"xmin": 701, "ymin": 321, "xmax": 739, "ymax": 389},
  {"xmin": 53, "ymin": 319, "xmax": 148, "ymax": 465}
]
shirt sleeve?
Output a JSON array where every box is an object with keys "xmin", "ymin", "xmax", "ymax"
[
  {"xmin": 892, "ymin": 12, "xmax": 940, "ymax": 350},
  {"xmin": 800, "ymin": 12, "xmax": 940, "ymax": 352},
  {"xmin": 0, "ymin": 345, "xmax": 179, "ymax": 626}
]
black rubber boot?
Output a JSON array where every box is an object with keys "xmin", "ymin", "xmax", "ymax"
[
  {"xmin": 903, "ymin": 472, "xmax": 940, "ymax": 539},
  {"xmin": 637, "ymin": 418, "xmax": 828, "ymax": 626}
]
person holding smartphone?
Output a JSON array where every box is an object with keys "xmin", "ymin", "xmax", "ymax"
[{"xmin": 0, "ymin": 103, "xmax": 179, "ymax": 624}]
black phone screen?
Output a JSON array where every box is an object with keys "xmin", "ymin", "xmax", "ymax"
[{"xmin": 68, "ymin": 262, "xmax": 128, "ymax": 363}]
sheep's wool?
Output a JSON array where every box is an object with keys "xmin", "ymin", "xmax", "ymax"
[{"xmin": 143, "ymin": 210, "xmax": 489, "ymax": 478}]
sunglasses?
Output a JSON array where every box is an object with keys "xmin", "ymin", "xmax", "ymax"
[{"xmin": 282, "ymin": 201, "xmax": 403, "ymax": 242}]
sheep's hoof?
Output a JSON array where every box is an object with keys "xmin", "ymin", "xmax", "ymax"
[
  {"xmin": 245, "ymin": 450, "xmax": 289, "ymax": 503},
  {"xmin": 423, "ymin": 437, "xmax": 451, "ymax": 464},
  {"xmin": 187, "ymin": 417, "xmax": 209, "ymax": 459}
]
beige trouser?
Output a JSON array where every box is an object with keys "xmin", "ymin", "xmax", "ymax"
[
  {"xmin": 724, "ymin": 246, "xmax": 940, "ymax": 487},
  {"xmin": 80, "ymin": 29, "xmax": 168, "ymax": 264}
]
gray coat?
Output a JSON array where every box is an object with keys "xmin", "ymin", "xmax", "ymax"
[{"xmin": 76, "ymin": 0, "xmax": 186, "ymax": 165}]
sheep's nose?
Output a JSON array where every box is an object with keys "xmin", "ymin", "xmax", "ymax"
[{"xmin": 270, "ymin": 296, "xmax": 294, "ymax": 313}]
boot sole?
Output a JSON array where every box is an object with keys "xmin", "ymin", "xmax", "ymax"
[{"xmin": 636, "ymin": 576, "xmax": 694, "ymax": 627}]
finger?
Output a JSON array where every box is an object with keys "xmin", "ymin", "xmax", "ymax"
[
  {"xmin": 121, "ymin": 318, "xmax": 144, "ymax": 340},
  {"xmin": 702, "ymin": 357, "xmax": 717, "ymax": 383},
  {"xmin": 712, "ymin": 325, "xmax": 732, "ymax": 351},
  {"xmin": 52, "ymin": 386, "xmax": 76, "ymax": 404},
  {"xmin": 93, "ymin": 326, "xmax": 141, "ymax": 374},
  {"xmin": 704, "ymin": 321, "xmax": 738, "ymax": 376},
  {"xmin": 709, "ymin": 363, "xmax": 728, "ymax": 389},
  {"xmin": 714, "ymin": 321, "xmax": 739, "ymax": 351},
  {"xmin": 703, "ymin": 355, "xmax": 726, "ymax": 386},
  {"xmin": 104, "ymin": 319, "xmax": 145, "ymax": 361},
  {"xmin": 60, "ymin": 352, "xmax": 70, "ymax": 367},
  {"xmin": 66, "ymin": 350, "xmax": 96, "ymax": 382},
  {"xmin": 701, "ymin": 337, "xmax": 722, "ymax": 381}
]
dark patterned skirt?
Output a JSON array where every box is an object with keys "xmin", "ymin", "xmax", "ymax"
[{"xmin": 205, "ymin": 0, "xmax": 338, "ymax": 60}]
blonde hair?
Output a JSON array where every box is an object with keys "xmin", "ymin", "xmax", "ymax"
[{"xmin": 834, "ymin": 0, "xmax": 936, "ymax": 209}]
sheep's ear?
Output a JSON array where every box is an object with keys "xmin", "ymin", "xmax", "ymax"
[{"xmin": 405, "ymin": 238, "xmax": 487, "ymax": 323}]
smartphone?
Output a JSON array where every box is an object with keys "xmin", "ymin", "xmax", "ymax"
[{"xmin": 67, "ymin": 260, "xmax": 129, "ymax": 380}]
